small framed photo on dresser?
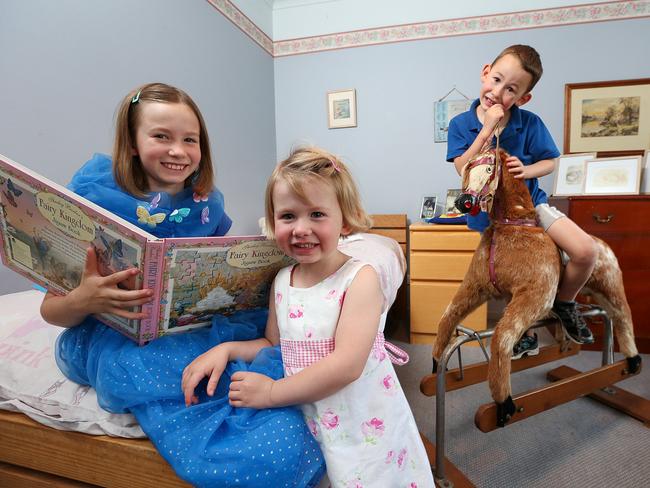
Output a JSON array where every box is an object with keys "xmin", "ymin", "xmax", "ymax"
[
  {"xmin": 444, "ymin": 189, "xmax": 462, "ymax": 215},
  {"xmin": 583, "ymin": 156, "xmax": 643, "ymax": 195},
  {"xmin": 420, "ymin": 196, "xmax": 437, "ymax": 220},
  {"xmin": 552, "ymin": 153, "xmax": 596, "ymax": 196}
]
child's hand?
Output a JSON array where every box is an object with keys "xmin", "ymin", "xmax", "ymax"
[
  {"xmin": 506, "ymin": 156, "xmax": 528, "ymax": 179},
  {"xmin": 69, "ymin": 247, "xmax": 152, "ymax": 320},
  {"xmin": 483, "ymin": 104, "xmax": 505, "ymax": 134},
  {"xmin": 228, "ymin": 371, "xmax": 274, "ymax": 409},
  {"xmin": 181, "ymin": 345, "xmax": 230, "ymax": 406}
]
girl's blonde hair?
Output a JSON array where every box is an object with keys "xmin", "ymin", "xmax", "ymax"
[
  {"xmin": 265, "ymin": 147, "xmax": 372, "ymax": 238},
  {"xmin": 112, "ymin": 82, "xmax": 214, "ymax": 198}
]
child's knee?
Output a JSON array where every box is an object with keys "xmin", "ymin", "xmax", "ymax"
[{"xmin": 571, "ymin": 236, "xmax": 598, "ymax": 266}]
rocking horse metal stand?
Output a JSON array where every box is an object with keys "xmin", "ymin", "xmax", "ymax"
[{"xmin": 418, "ymin": 142, "xmax": 648, "ymax": 487}]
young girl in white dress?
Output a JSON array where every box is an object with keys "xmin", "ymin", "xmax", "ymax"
[{"xmin": 182, "ymin": 147, "xmax": 434, "ymax": 488}]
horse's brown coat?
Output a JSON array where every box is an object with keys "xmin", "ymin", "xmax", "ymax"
[{"xmin": 432, "ymin": 149, "xmax": 638, "ymax": 403}]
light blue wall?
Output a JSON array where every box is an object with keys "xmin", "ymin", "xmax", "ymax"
[
  {"xmin": 274, "ymin": 18, "xmax": 650, "ymax": 221},
  {"xmin": 0, "ymin": 0, "xmax": 276, "ymax": 293}
]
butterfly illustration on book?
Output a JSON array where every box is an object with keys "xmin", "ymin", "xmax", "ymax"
[
  {"xmin": 100, "ymin": 235, "xmax": 124, "ymax": 260},
  {"xmin": 136, "ymin": 206, "xmax": 166, "ymax": 228},
  {"xmin": 2, "ymin": 178, "xmax": 23, "ymax": 207},
  {"xmin": 169, "ymin": 207, "xmax": 190, "ymax": 223}
]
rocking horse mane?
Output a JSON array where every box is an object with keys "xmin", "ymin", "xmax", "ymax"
[{"xmin": 491, "ymin": 148, "xmax": 537, "ymax": 224}]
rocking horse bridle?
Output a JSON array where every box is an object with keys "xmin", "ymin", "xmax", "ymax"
[
  {"xmin": 454, "ymin": 150, "xmax": 500, "ymax": 216},
  {"xmin": 456, "ymin": 129, "xmax": 538, "ymax": 293}
]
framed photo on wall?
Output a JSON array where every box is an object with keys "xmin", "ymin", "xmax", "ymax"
[
  {"xmin": 434, "ymin": 99, "xmax": 473, "ymax": 143},
  {"xmin": 327, "ymin": 89, "xmax": 357, "ymax": 129},
  {"xmin": 552, "ymin": 153, "xmax": 596, "ymax": 196},
  {"xmin": 564, "ymin": 78, "xmax": 650, "ymax": 157},
  {"xmin": 420, "ymin": 196, "xmax": 437, "ymax": 220},
  {"xmin": 583, "ymin": 156, "xmax": 642, "ymax": 195}
]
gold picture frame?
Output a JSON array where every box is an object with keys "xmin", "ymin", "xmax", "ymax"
[
  {"xmin": 564, "ymin": 78, "xmax": 650, "ymax": 157},
  {"xmin": 327, "ymin": 89, "xmax": 357, "ymax": 129}
]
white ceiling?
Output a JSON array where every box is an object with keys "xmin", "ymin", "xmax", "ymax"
[{"xmin": 231, "ymin": 0, "xmax": 614, "ymax": 40}]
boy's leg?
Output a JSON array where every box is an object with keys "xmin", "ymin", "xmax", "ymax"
[{"xmin": 544, "ymin": 212, "xmax": 597, "ymax": 343}]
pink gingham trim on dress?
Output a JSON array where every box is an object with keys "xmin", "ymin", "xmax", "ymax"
[{"xmin": 281, "ymin": 332, "xmax": 409, "ymax": 368}]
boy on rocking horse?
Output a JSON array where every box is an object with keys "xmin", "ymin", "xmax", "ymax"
[{"xmin": 447, "ymin": 44, "xmax": 596, "ymax": 358}]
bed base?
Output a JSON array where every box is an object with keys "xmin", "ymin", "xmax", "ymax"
[{"xmin": 0, "ymin": 214, "xmax": 408, "ymax": 488}]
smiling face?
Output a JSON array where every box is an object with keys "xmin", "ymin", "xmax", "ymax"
[
  {"xmin": 272, "ymin": 176, "xmax": 349, "ymax": 270},
  {"xmin": 133, "ymin": 101, "xmax": 201, "ymax": 195},
  {"xmin": 479, "ymin": 53, "xmax": 533, "ymax": 115}
]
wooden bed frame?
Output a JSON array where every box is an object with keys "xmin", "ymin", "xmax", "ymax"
[{"xmin": 0, "ymin": 214, "xmax": 408, "ymax": 488}]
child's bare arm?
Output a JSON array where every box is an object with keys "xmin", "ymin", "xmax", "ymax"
[
  {"xmin": 181, "ymin": 284, "xmax": 280, "ymax": 406},
  {"xmin": 453, "ymin": 105, "xmax": 505, "ymax": 175},
  {"xmin": 228, "ymin": 266, "xmax": 382, "ymax": 409},
  {"xmin": 40, "ymin": 247, "xmax": 153, "ymax": 327}
]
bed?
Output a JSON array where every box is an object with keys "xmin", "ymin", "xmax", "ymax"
[{"xmin": 0, "ymin": 215, "xmax": 408, "ymax": 488}]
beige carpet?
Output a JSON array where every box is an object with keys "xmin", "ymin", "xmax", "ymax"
[{"xmin": 392, "ymin": 336, "xmax": 650, "ymax": 488}]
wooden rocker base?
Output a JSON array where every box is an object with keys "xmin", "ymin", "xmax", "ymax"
[
  {"xmin": 420, "ymin": 433, "xmax": 475, "ymax": 488},
  {"xmin": 547, "ymin": 365, "xmax": 650, "ymax": 427},
  {"xmin": 420, "ymin": 342, "xmax": 580, "ymax": 397},
  {"xmin": 474, "ymin": 358, "xmax": 641, "ymax": 432}
]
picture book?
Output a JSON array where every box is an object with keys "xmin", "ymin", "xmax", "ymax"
[{"xmin": 0, "ymin": 153, "xmax": 291, "ymax": 345}]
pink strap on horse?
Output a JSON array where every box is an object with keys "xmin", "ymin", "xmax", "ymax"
[{"xmin": 281, "ymin": 332, "xmax": 409, "ymax": 369}]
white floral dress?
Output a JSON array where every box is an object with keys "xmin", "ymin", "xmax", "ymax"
[{"xmin": 274, "ymin": 258, "xmax": 434, "ymax": 488}]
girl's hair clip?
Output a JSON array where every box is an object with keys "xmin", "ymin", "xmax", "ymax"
[
  {"xmin": 131, "ymin": 90, "xmax": 141, "ymax": 104},
  {"xmin": 328, "ymin": 157, "xmax": 341, "ymax": 173}
]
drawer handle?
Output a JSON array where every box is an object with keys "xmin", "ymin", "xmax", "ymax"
[{"xmin": 592, "ymin": 213, "xmax": 614, "ymax": 224}]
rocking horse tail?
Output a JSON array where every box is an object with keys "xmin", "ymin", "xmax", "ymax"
[{"xmin": 584, "ymin": 239, "xmax": 639, "ymax": 358}]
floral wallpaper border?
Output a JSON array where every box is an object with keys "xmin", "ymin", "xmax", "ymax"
[
  {"xmin": 205, "ymin": 0, "xmax": 274, "ymax": 55},
  {"xmin": 207, "ymin": 0, "xmax": 649, "ymax": 58}
]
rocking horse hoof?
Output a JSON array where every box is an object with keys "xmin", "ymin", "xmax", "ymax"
[
  {"xmin": 496, "ymin": 396, "xmax": 517, "ymax": 427},
  {"xmin": 626, "ymin": 355, "xmax": 642, "ymax": 374}
]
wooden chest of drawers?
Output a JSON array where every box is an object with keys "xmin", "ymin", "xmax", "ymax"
[
  {"xmin": 409, "ymin": 223, "xmax": 487, "ymax": 344},
  {"xmin": 549, "ymin": 195, "xmax": 650, "ymax": 353}
]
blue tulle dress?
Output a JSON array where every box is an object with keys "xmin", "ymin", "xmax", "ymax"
[{"xmin": 55, "ymin": 154, "xmax": 325, "ymax": 487}]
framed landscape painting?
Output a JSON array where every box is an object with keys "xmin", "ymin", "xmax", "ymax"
[{"xmin": 564, "ymin": 78, "xmax": 650, "ymax": 157}]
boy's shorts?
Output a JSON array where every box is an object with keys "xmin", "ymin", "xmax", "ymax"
[
  {"xmin": 535, "ymin": 203, "xmax": 569, "ymax": 264},
  {"xmin": 535, "ymin": 203, "xmax": 566, "ymax": 231}
]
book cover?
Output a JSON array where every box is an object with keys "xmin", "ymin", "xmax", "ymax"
[{"xmin": 0, "ymin": 153, "xmax": 289, "ymax": 344}]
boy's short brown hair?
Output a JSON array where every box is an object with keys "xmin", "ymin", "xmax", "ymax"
[{"xmin": 492, "ymin": 44, "xmax": 543, "ymax": 92}]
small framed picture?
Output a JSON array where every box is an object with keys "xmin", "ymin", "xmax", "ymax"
[
  {"xmin": 444, "ymin": 189, "xmax": 462, "ymax": 214},
  {"xmin": 583, "ymin": 156, "xmax": 642, "ymax": 195},
  {"xmin": 639, "ymin": 150, "xmax": 649, "ymax": 194},
  {"xmin": 420, "ymin": 196, "xmax": 437, "ymax": 220},
  {"xmin": 434, "ymin": 99, "xmax": 473, "ymax": 143},
  {"xmin": 552, "ymin": 153, "xmax": 596, "ymax": 196},
  {"xmin": 327, "ymin": 89, "xmax": 357, "ymax": 129}
]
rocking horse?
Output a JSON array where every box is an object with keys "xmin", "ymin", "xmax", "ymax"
[{"xmin": 419, "ymin": 143, "xmax": 646, "ymax": 487}]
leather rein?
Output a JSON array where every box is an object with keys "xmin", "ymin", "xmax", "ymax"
[{"xmin": 471, "ymin": 128, "xmax": 537, "ymax": 293}]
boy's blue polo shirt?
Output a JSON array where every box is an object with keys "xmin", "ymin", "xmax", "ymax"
[{"xmin": 446, "ymin": 99, "xmax": 560, "ymax": 232}]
